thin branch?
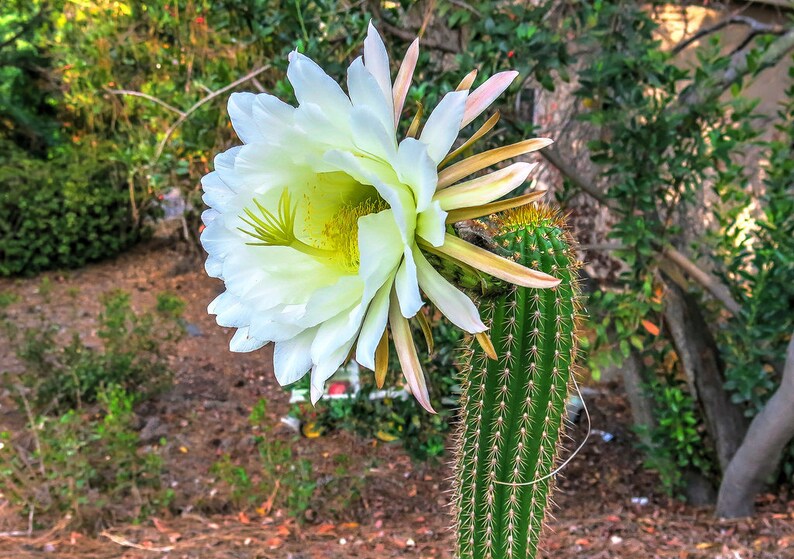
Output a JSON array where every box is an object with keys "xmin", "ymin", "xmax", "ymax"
[
  {"xmin": 662, "ymin": 246, "xmax": 741, "ymax": 315},
  {"xmin": 104, "ymin": 88, "xmax": 186, "ymax": 116},
  {"xmin": 541, "ymin": 145, "xmax": 612, "ymax": 207},
  {"xmin": 153, "ymin": 65, "xmax": 271, "ymax": 162},
  {"xmin": 677, "ymin": 27, "xmax": 794, "ymax": 111},
  {"xmin": 672, "ymin": 15, "xmax": 786, "ymax": 55}
]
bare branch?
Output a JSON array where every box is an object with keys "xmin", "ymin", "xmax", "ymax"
[
  {"xmin": 104, "ymin": 88, "xmax": 186, "ymax": 117},
  {"xmin": 541, "ymin": 145, "xmax": 612, "ymax": 207},
  {"xmin": 672, "ymin": 15, "xmax": 787, "ymax": 56},
  {"xmin": 677, "ymin": 27, "xmax": 794, "ymax": 110},
  {"xmin": 662, "ymin": 246, "xmax": 741, "ymax": 315},
  {"xmin": 153, "ymin": 65, "xmax": 271, "ymax": 163}
]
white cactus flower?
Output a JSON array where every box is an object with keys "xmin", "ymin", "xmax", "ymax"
[{"xmin": 201, "ymin": 23, "xmax": 557, "ymax": 412}]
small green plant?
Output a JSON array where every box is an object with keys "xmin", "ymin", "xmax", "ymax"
[
  {"xmin": 5, "ymin": 290, "xmax": 185, "ymax": 411},
  {"xmin": 638, "ymin": 370, "xmax": 716, "ymax": 493},
  {"xmin": 211, "ymin": 399, "xmax": 316, "ymax": 519},
  {"xmin": 0, "ymin": 385, "xmax": 169, "ymax": 530}
]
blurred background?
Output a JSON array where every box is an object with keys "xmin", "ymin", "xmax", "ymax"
[{"xmin": 0, "ymin": 1, "xmax": 792, "ymax": 558}]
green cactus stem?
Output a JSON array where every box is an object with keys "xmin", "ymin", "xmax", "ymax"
[{"xmin": 453, "ymin": 204, "xmax": 581, "ymax": 559}]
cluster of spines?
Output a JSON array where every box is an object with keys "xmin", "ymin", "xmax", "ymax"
[{"xmin": 452, "ymin": 205, "xmax": 581, "ymax": 559}]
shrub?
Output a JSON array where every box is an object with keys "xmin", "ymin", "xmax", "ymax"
[{"xmin": 0, "ymin": 141, "xmax": 147, "ymax": 276}]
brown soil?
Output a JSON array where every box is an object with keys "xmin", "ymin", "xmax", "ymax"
[{"xmin": 0, "ymin": 237, "xmax": 792, "ymax": 559}]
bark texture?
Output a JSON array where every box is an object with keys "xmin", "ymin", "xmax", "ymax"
[
  {"xmin": 716, "ymin": 333, "xmax": 794, "ymax": 518},
  {"xmin": 663, "ymin": 280, "xmax": 748, "ymax": 472}
]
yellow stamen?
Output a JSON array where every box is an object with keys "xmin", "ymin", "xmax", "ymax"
[
  {"xmin": 239, "ymin": 189, "xmax": 334, "ymax": 259},
  {"xmin": 322, "ymin": 197, "xmax": 389, "ymax": 270}
]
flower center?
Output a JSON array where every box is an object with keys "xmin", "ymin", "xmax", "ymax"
[
  {"xmin": 322, "ymin": 197, "xmax": 389, "ymax": 271},
  {"xmin": 238, "ymin": 188, "xmax": 388, "ymax": 271}
]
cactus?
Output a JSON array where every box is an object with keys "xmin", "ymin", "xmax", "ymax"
[{"xmin": 453, "ymin": 204, "xmax": 581, "ymax": 559}]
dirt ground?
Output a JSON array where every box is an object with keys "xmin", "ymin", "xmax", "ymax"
[{"xmin": 1, "ymin": 237, "xmax": 792, "ymax": 559}]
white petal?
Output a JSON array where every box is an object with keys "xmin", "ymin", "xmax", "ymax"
[
  {"xmin": 419, "ymin": 90, "xmax": 468, "ymax": 164},
  {"xmin": 350, "ymin": 105, "xmax": 398, "ymax": 162},
  {"xmin": 310, "ymin": 337, "xmax": 356, "ymax": 404},
  {"xmin": 287, "ymin": 52, "xmax": 352, "ymax": 129},
  {"xmin": 461, "ymin": 71, "xmax": 518, "ymax": 128},
  {"xmin": 274, "ymin": 328, "xmax": 316, "ymax": 385},
  {"xmin": 413, "ymin": 247, "xmax": 486, "ymax": 333},
  {"xmin": 298, "ymin": 275, "xmax": 364, "ymax": 328},
  {"xmin": 227, "ymin": 92, "xmax": 262, "ymax": 144},
  {"xmin": 229, "ymin": 327, "xmax": 267, "ymax": 353},
  {"xmin": 416, "ymin": 201, "xmax": 447, "ymax": 247},
  {"xmin": 200, "ymin": 218, "xmax": 238, "ymax": 264},
  {"xmin": 348, "ymin": 56, "xmax": 395, "ymax": 138},
  {"xmin": 433, "ymin": 162, "xmax": 535, "ymax": 210},
  {"xmin": 201, "ymin": 171, "xmax": 236, "ymax": 212},
  {"xmin": 248, "ymin": 318, "xmax": 304, "ymax": 344},
  {"xmin": 396, "ymin": 137, "xmax": 437, "ymax": 212},
  {"xmin": 358, "ymin": 209, "xmax": 404, "ymax": 301},
  {"xmin": 311, "ymin": 304, "xmax": 363, "ymax": 364},
  {"xmin": 213, "ymin": 146, "xmax": 243, "ymax": 189},
  {"xmin": 355, "ymin": 278, "xmax": 393, "ymax": 370},
  {"xmin": 251, "ymin": 92, "xmax": 295, "ymax": 132},
  {"xmin": 363, "ymin": 22, "xmax": 394, "ymax": 116},
  {"xmin": 395, "ymin": 246, "xmax": 423, "ymax": 318}
]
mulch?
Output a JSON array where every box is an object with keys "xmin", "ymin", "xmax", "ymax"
[{"xmin": 1, "ymin": 236, "xmax": 792, "ymax": 558}]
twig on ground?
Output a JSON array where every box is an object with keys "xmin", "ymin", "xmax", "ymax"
[{"xmin": 101, "ymin": 531, "xmax": 174, "ymax": 552}]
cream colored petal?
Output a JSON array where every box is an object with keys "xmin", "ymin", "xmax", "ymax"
[
  {"xmin": 389, "ymin": 289, "xmax": 435, "ymax": 413},
  {"xmin": 427, "ymin": 234, "xmax": 560, "ymax": 288},
  {"xmin": 444, "ymin": 190, "xmax": 547, "ymax": 223},
  {"xmin": 438, "ymin": 138, "xmax": 553, "ymax": 189},
  {"xmin": 392, "ymin": 38, "xmax": 419, "ymax": 127},
  {"xmin": 434, "ymin": 162, "xmax": 535, "ymax": 211},
  {"xmin": 460, "ymin": 70, "xmax": 518, "ymax": 128}
]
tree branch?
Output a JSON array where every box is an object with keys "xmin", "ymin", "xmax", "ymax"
[
  {"xmin": 153, "ymin": 65, "xmax": 271, "ymax": 162},
  {"xmin": 672, "ymin": 15, "xmax": 787, "ymax": 56},
  {"xmin": 104, "ymin": 88, "xmax": 186, "ymax": 117},
  {"xmin": 538, "ymin": 29, "xmax": 794, "ymax": 315},
  {"xmin": 677, "ymin": 27, "xmax": 794, "ymax": 110}
]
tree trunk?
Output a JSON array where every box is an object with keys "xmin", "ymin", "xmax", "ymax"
[
  {"xmin": 716, "ymin": 333, "xmax": 794, "ymax": 518},
  {"xmin": 618, "ymin": 350, "xmax": 657, "ymax": 446},
  {"xmin": 663, "ymin": 279, "xmax": 747, "ymax": 472}
]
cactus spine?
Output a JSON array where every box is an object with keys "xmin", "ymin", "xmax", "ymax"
[{"xmin": 453, "ymin": 205, "xmax": 580, "ymax": 559}]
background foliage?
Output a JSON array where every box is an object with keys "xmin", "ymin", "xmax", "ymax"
[{"xmin": 1, "ymin": 0, "xmax": 792, "ymax": 506}]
